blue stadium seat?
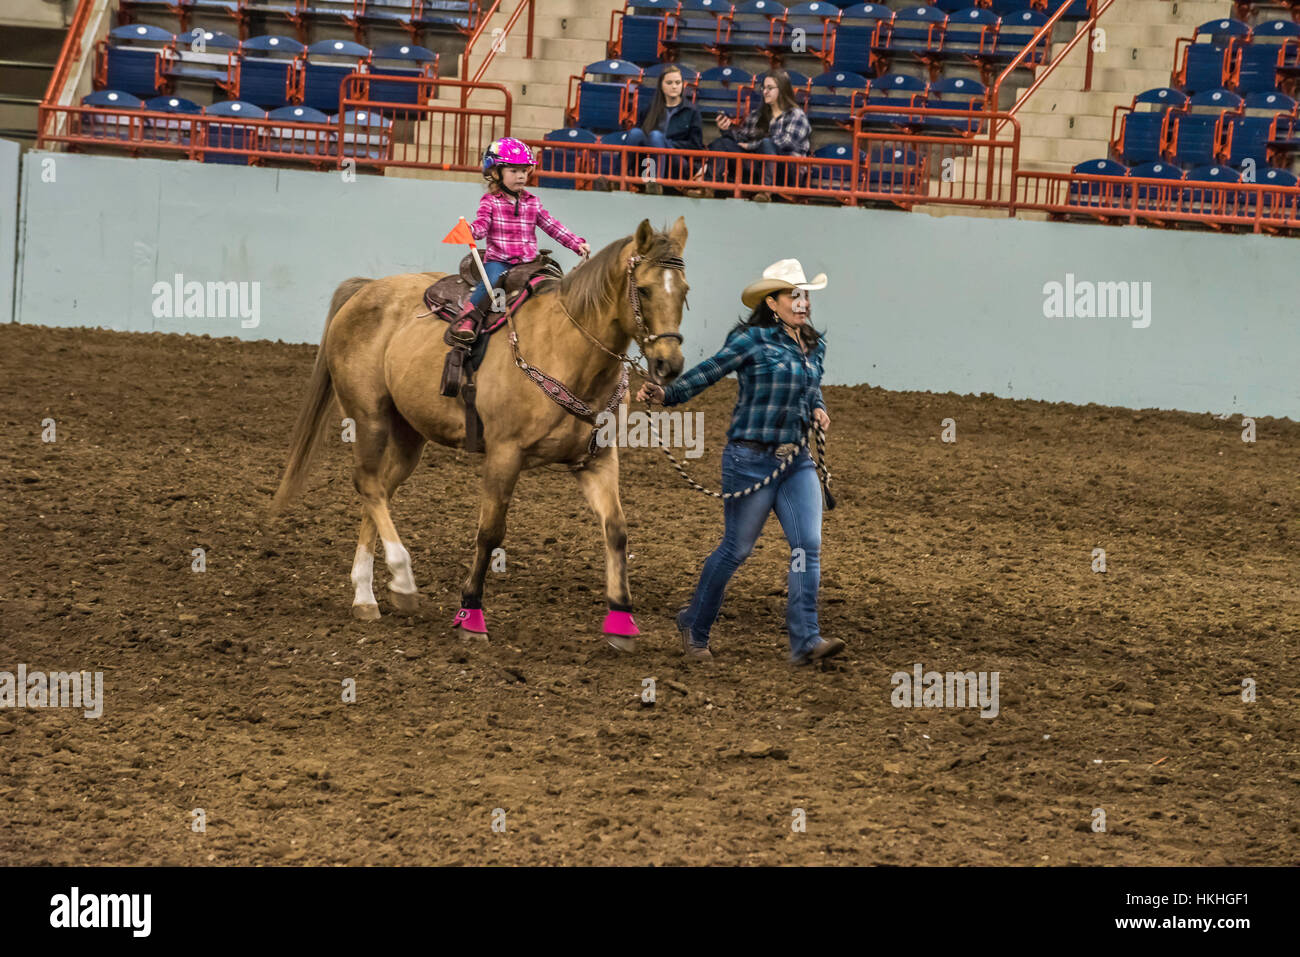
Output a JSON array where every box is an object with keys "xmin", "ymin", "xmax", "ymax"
[
  {"xmin": 1234, "ymin": 20, "xmax": 1298, "ymax": 95},
  {"xmin": 1168, "ymin": 88, "xmax": 1241, "ymax": 168},
  {"xmin": 831, "ymin": 4, "xmax": 891, "ymax": 75},
  {"xmin": 1225, "ymin": 91, "xmax": 1294, "ymax": 167},
  {"xmin": 369, "ymin": 44, "xmax": 437, "ymax": 105},
  {"xmin": 573, "ymin": 59, "xmax": 642, "ymax": 133},
  {"xmin": 142, "ymin": 94, "xmax": 202, "ymax": 146},
  {"xmin": 861, "ymin": 145, "xmax": 925, "ymax": 194},
  {"xmin": 810, "ymin": 141, "xmax": 856, "ymax": 191},
  {"xmin": 266, "ymin": 105, "xmax": 333, "ymax": 157},
  {"xmin": 882, "ymin": 5, "xmax": 946, "ymax": 62},
  {"xmin": 540, "ymin": 127, "xmax": 599, "ymax": 189},
  {"xmin": 695, "ymin": 65, "xmax": 753, "ymax": 118},
  {"xmin": 237, "ymin": 35, "xmax": 304, "ymax": 110},
  {"xmin": 620, "ymin": 14, "xmax": 667, "ymax": 65},
  {"xmin": 103, "ymin": 24, "xmax": 173, "ymax": 99},
  {"xmin": 860, "ymin": 72, "xmax": 926, "ymax": 128},
  {"xmin": 988, "ymin": 0, "xmax": 1036, "ymax": 12},
  {"xmin": 942, "ymin": 8, "xmax": 998, "ymax": 65},
  {"xmin": 783, "ymin": 2, "xmax": 843, "ymax": 65},
  {"xmin": 339, "ymin": 108, "xmax": 392, "ymax": 160},
  {"xmin": 1177, "ymin": 18, "xmax": 1249, "ymax": 95},
  {"xmin": 1117, "ymin": 87, "xmax": 1186, "ymax": 166},
  {"xmin": 804, "ymin": 69, "xmax": 870, "ymax": 126},
  {"xmin": 414, "ymin": 0, "xmax": 477, "ymax": 33},
  {"xmin": 992, "ymin": 10, "xmax": 1049, "ymax": 69},
  {"xmin": 80, "ymin": 89, "xmax": 142, "ymax": 140},
  {"xmin": 203, "ymin": 100, "xmax": 267, "ymax": 164},
  {"xmin": 162, "ymin": 29, "xmax": 239, "ymax": 96},
  {"xmin": 665, "ymin": 0, "xmax": 732, "ymax": 58},
  {"xmin": 1127, "ymin": 160, "xmax": 1183, "ymax": 207},
  {"xmin": 923, "ymin": 75, "xmax": 985, "ymax": 132},
  {"xmin": 1069, "ymin": 157, "xmax": 1130, "ymax": 209},
  {"xmin": 302, "ymin": 39, "xmax": 371, "ymax": 114},
  {"xmin": 721, "ymin": 0, "xmax": 787, "ymax": 57},
  {"xmin": 598, "ymin": 128, "xmax": 641, "ymax": 177},
  {"xmin": 1184, "ymin": 164, "xmax": 1245, "ymax": 212},
  {"xmin": 360, "ymin": 0, "xmax": 419, "ymax": 31}
]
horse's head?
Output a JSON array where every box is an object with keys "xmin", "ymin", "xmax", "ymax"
[{"xmin": 622, "ymin": 217, "xmax": 688, "ymax": 384}]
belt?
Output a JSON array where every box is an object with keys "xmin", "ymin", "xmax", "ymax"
[{"xmin": 733, "ymin": 438, "xmax": 800, "ymax": 460}]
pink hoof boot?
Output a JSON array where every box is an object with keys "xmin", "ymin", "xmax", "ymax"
[
  {"xmin": 603, "ymin": 609, "xmax": 639, "ymax": 653},
  {"xmin": 452, "ymin": 607, "xmax": 488, "ymax": 634}
]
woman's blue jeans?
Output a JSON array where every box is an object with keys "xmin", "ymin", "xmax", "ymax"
[
  {"xmin": 467, "ymin": 259, "xmax": 511, "ymax": 310},
  {"xmin": 680, "ymin": 441, "xmax": 824, "ymax": 659},
  {"xmin": 625, "ymin": 128, "xmax": 674, "ymax": 178}
]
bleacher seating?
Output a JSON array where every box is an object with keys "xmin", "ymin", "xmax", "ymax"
[
  {"xmin": 301, "ymin": 39, "xmax": 371, "ymax": 113},
  {"xmin": 237, "ymin": 34, "xmax": 304, "ymax": 109}
]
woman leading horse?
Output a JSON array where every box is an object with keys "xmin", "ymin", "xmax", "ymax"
[{"xmin": 637, "ymin": 259, "xmax": 844, "ymax": 667}]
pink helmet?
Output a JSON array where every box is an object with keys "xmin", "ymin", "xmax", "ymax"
[{"xmin": 482, "ymin": 137, "xmax": 536, "ymax": 176}]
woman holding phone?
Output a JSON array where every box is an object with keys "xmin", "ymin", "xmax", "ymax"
[{"xmin": 703, "ymin": 70, "xmax": 810, "ymax": 201}]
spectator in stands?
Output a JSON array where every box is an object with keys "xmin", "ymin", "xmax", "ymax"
[
  {"xmin": 625, "ymin": 64, "xmax": 704, "ymax": 193},
  {"xmin": 448, "ymin": 137, "xmax": 590, "ymax": 345},
  {"xmin": 634, "ymin": 258, "xmax": 840, "ymax": 666},
  {"xmin": 703, "ymin": 70, "xmax": 810, "ymax": 202}
]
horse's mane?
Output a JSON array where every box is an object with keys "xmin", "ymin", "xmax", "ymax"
[{"xmin": 559, "ymin": 229, "xmax": 679, "ymax": 319}]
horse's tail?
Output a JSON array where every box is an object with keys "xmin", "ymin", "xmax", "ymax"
[{"xmin": 270, "ymin": 277, "xmax": 371, "ymax": 515}]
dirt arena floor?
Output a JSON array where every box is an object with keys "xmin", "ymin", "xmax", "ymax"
[{"xmin": 1, "ymin": 322, "xmax": 1296, "ymax": 866}]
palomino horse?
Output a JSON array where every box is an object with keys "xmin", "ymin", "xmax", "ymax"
[{"xmin": 271, "ymin": 217, "xmax": 689, "ymax": 650}]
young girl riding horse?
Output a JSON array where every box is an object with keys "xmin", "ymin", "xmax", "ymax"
[{"xmin": 448, "ymin": 137, "xmax": 591, "ymax": 344}]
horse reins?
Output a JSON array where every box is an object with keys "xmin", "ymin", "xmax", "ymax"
[{"xmin": 506, "ymin": 253, "xmax": 687, "ymax": 466}]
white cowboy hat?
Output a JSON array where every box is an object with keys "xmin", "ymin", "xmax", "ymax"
[{"xmin": 741, "ymin": 259, "xmax": 829, "ymax": 309}]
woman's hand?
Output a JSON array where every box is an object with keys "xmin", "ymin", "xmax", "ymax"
[
  {"xmin": 636, "ymin": 382, "xmax": 666, "ymax": 405},
  {"xmin": 813, "ymin": 407, "xmax": 830, "ymax": 433},
  {"xmin": 715, "ymin": 113, "xmax": 732, "ymax": 132},
  {"xmin": 577, "ymin": 241, "xmax": 591, "ymax": 258}
]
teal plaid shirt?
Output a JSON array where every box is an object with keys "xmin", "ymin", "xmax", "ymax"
[{"xmin": 662, "ymin": 324, "xmax": 827, "ymax": 444}]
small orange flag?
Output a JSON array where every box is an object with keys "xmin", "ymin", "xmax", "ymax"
[{"xmin": 442, "ymin": 217, "xmax": 476, "ymax": 247}]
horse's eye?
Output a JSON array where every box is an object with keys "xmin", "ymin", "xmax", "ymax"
[{"xmin": 637, "ymin": 285, "xmax": 651, "ymax": 298}]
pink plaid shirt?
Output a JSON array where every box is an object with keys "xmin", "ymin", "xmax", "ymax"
[{"xmin": 469, "ymin": 189, "xmax": 586, "ymax": 265}]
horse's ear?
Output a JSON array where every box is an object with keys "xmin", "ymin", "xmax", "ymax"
[
  {"xmin": 668, "ymin": 215, "xmax": 688, "ymax": 250},
  {"xmin": 635, "ymin": 219, "xmax": 654, "ymax": 252}
]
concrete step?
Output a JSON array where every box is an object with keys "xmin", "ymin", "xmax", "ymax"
[
  {"xmin": 1020, "ymin": 134, "xmax": 1113, "ymax": 164},
  {"xmin": 1015, "ymin": 112, "xmax": 1113, "ymax": 141},
  {"xmin": 468, "ymin": 54, "xmax": 590, "ymax": 86}
]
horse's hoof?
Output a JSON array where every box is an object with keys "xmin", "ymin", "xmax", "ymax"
[
  {"xmin": 452, "ymin": 607, "xmax": 488, "ymax": 635},
  {"xmin": 352, "ymin": 603, "xmax": 381, "ymax": 621},
  {"xmin": 389, "ymin": 588, "xmax": 420, "ymax": 613},
  {"xmin": 604, "ymin": 634, "xmax": 638, "ymax": 653}
]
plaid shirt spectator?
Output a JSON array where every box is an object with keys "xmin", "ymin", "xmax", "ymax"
[
  {"xmin": 469, "ymin": 189, "xmax": 586, "ymax": 265},
  {"xmin": 735, "ymin": 106, "xmax": 811, "ymax": 156},
  {"xmin": 663, "ymin": 324, "xmax": 827, "ymax": 444}
]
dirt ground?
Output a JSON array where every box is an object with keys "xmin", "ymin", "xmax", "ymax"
[{"xmin": 1, "ymin": 322, "xmax": 1296, "ymax": 866}]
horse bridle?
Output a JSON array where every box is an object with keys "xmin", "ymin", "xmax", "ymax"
[{"xmin": 625, "ymin": 253, "xmax": 686, "ymax": 354}]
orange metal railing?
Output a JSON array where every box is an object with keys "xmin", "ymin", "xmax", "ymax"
[
  {"xmin": 988, "ymin": 0, "xmax": 1115, "ymax": 123},
  {"xmin": 525, "ymin": 108, "xmax": 1020, "ymax": 211},
  {"xmin": 1015, "ymin": 168, "xmax": 1300, "ymax": 233},
  {"xmin": 37, "ymin": 73, "xmax": 510, "ymax": 171}
]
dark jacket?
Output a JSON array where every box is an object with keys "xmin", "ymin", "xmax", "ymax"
[{"xmin": 648, "ymin": 102, "xmax": 704, "ymax": 151}]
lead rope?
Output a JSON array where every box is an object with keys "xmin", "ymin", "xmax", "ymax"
[{"xmin": 641, "ymin": 415, "xmax": 833, "ymax": 504}]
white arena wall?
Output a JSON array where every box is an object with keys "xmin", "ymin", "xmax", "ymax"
[{"xmin": 12, "ymin": 151, "xmax": 1300, "ymax": 420}]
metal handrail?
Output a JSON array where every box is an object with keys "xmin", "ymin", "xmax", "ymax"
[
  {"xmin": 41, "ymin": 0, "xmax": 94, "ymax": 110},
  {"xmin": 988, "ymin": 0, "xmax": 1115, "ymax": 128}
]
